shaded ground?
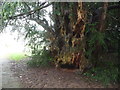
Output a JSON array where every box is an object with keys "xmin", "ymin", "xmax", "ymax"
[
  {"xmin": 10, "ymin": 58, "xmax": 118, "ymax": 88},
  {"xmin": 1, "ymin": 58, "xmax": 21, "ymax": 88}
]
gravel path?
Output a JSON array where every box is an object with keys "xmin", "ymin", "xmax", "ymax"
[{"xmin": 1, "ymin": 58, "xmax": 21, "ymax": 88}]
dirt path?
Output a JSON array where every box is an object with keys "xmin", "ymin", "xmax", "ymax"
[
  {"xmin": 10, "ymin": 58, "xmax": 110, "ymax": 88},
  {"xmin": 1, "ymin": 58, "xmax": 21, "ymax": 88},
  {"xmin": 1, "ymin": 58, "xmax": 118, "ymax": 88}
]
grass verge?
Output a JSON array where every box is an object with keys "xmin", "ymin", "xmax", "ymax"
[{"xmin": 8, "ymin": 53, "xmax": 27, "ymax": 61}]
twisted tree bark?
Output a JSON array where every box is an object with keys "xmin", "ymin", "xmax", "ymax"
[{"xmin": 52, "ymin": 2, "xmax": 90, "ymax": 72}]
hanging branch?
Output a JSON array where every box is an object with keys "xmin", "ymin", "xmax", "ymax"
[{"xmin": 2, "ymin": 2, "xmax": 52, "ymax": 20}]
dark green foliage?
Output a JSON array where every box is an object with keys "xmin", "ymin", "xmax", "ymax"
[
  {"xmin": 85, "ymin": 23, "xmax": 107, "ymax": 60},
  {"xmin": 84, "ymin": 3, "xmax": 119, "ymax": 85},
  {"xmin": 27, "ymin": 49, "xmax": 53, "ymax": 67},
  {"xmin": 85, "ymin": 3, "xmax": 119, "ymax": 62},
  {"xmin": 105, "ymin": 8, "xmax": 119, "ymax": 53},
  {"xmin": 25, "ymin": 24, "xmax": 53, "ymax": 67},
  {"xmin": 83, "ymin": 61, "xmax": 119, "ymax": 86},
  {"xmin": 84, "ymin": 25, "xmax": 119, "ymax": 85}
]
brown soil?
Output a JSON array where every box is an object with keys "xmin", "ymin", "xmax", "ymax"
[{"xmin": 10, "ymin": 58, "xmax": 118, "ymax": 88}]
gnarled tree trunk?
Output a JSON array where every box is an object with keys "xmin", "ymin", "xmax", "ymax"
[{"xmin": 51, "ymin": 2, "xmax": 89, "ymax": 72}]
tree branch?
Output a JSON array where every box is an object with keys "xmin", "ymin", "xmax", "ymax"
[
  {"xmin": 30, "ymin": 18, "xmax": 55, "ymax": 35},
  {"xmin": 3, "ymin": 2, "xmax": 52, "ymax": 20}
]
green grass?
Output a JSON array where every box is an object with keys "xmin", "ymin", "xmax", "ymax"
[{"xmin": 8, "ymin": 53, "xmax": 27, "ymax": 61}]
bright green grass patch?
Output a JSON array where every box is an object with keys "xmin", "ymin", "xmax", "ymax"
[{"xmin": 8, "ymin": 53, "xmax": 27, "ymax": 61}]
